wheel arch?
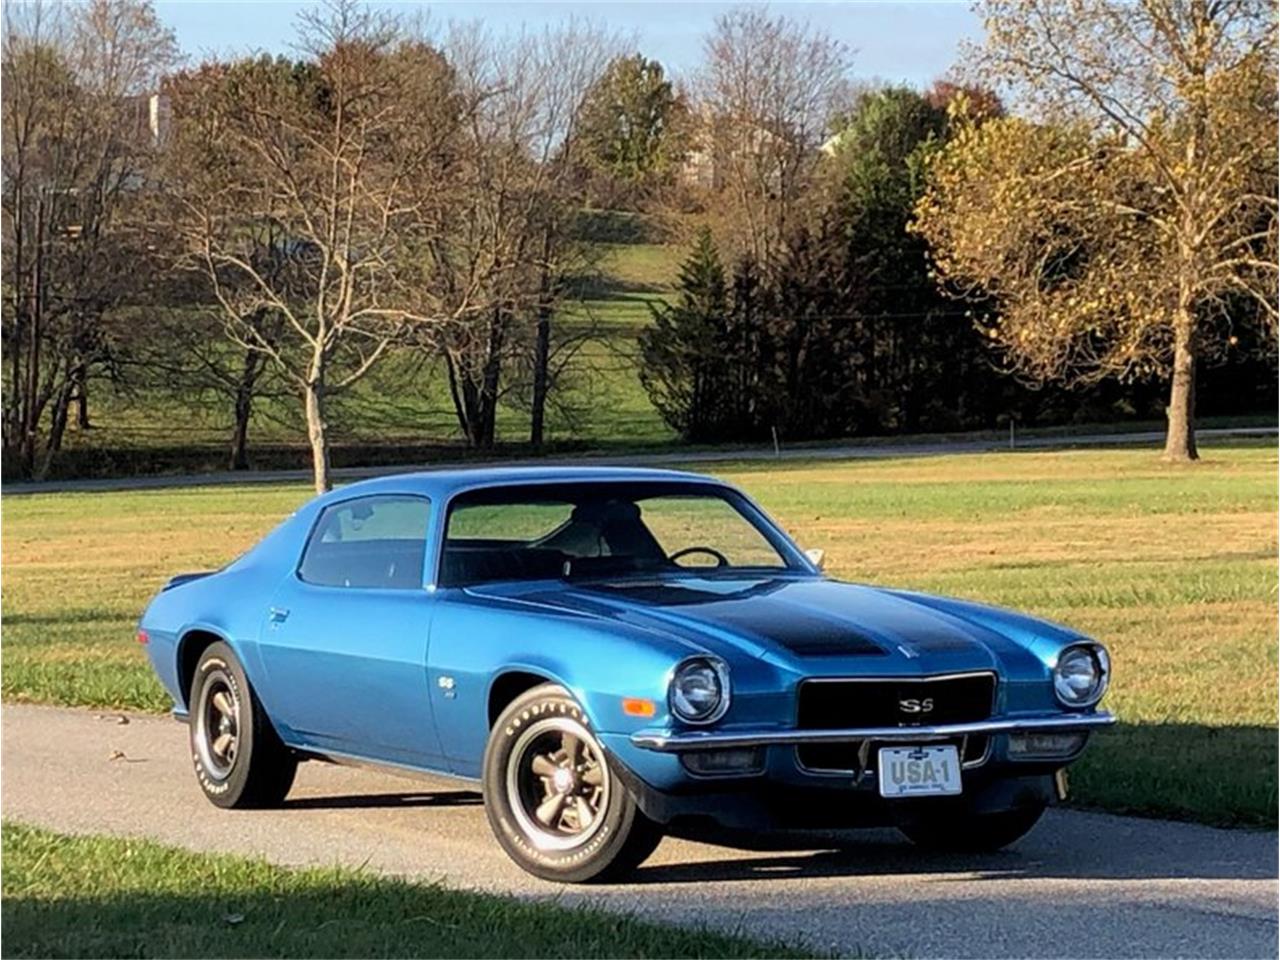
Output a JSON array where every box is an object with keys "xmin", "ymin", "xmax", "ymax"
[
  {"xmin": 487, "ymin": 669, "xmax": 561, "ymax": 727},
  {"xmin": 176, "ymin": 626, "xmax": 235, "ymax": 710}
]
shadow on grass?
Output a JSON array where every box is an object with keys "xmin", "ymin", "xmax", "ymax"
[
  {"xmin": 0, "ymin": 825, "xmax": 802, "ymax": 959},
  {"xmin": 567, "ymin": 274, "xmax": 666, "ymax": 299},
  {"xmin": 1069, "ymin": 721, "xmax": 1277, "ymax": 828}
]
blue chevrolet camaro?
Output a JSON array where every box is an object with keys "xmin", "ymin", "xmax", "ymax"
[{"xmin": 140, "ymin": 466, "xmax": 1114, "ymax": 882}]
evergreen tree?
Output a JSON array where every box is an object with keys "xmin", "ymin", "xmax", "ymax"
[
  {"xmin": 578, "ymin": 54, "xmax": 688, "ymax": 205},
  {"xmin": 639, "ymin": 230, "xmax": 733, "ymax": 441}
]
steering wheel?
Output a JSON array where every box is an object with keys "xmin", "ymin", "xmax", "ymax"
[{"xmin": 668, "ymin": 546, "xmax": 730, "ymax": 568}]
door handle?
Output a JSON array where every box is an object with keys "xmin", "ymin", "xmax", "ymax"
[{"xmin": 268, "ymin": 607, "xmax": 290, "ymax": 623}]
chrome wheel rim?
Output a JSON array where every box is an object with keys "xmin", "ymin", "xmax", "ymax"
[
  {"xmin": 194, "ymin": 668, "xmax": 239, "ymax": 780},
  {"xmin": 506, "ymin": 715, "xmax": 610, "ymax": 852}
]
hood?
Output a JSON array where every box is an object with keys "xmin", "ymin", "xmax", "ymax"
[{"xmin": 470, "ymin": 574, "xmax": 1032, "ymax": 673}]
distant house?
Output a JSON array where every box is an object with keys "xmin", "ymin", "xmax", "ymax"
[
  {"xmin": 120, "ymin": 92, "xmax": 170, "ymax": 146},
  {"xmin": 679, "ymin": 109, "xmax": 799, "ymax": 191},
  {"xmin": 819, "ymin": 129, "xmax": 849, "ymax": 157}
]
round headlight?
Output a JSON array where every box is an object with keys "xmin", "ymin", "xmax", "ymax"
[
  {"xmin": 1053, "ymin": 644, "xmax": 1109, "ymax": 707},
  {"xmin": 669, "ymin": 657, "xmax": 730, "ymax": 724}
]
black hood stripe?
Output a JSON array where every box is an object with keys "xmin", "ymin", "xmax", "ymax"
[{"xmin": 584, "ymin": 581, "xmax": 887, "ymax": 657}]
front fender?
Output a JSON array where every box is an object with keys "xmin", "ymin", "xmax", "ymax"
[{"xmin": 427, "ymin": 590, "xmax": 786, "ymax": 777}]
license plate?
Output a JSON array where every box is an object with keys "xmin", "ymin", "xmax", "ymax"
[{"xmin": 877, "ymin": 745, "xmax": 962, "ymax": 797}]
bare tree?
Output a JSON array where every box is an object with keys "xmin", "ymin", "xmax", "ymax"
[
  {"xmin": 162, "ymin": 2, "xmax": 462, "ymax": 491},
  {"xmin": 936, "ymin": 0, "xmax": 1279, "ymax": 461},
  {"xmin": 693, "ymin": 7, "xmax": 851, "ymax": 264},
  {"xmin": 127, "ymin": 268, "xmax": 291, "ymax": 471},
  {"xmin": 526, "ymin": 23, "xmax": 618, "ymax": 448},
  {"xmin": 1, "ymin": 0, "xmax": 178, "ymax": 479},
  {"xmin": 430, "ymin": 21, "xmax": 617, "ymax": 449}
]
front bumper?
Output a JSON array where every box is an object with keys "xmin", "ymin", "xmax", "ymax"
[
  {"xmin": 630, "ymin": 710, "xmax": 1117, "ymax": 752},
  {"xmin": 602, "ymin": 711, "xmax": 1114, "ymax": 829}
]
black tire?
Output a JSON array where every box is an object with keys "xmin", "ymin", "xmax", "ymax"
[
  {"xmin": 189, "ymin": 641, "xmax": 296, "ymax": 809},
  {"xmin": 483, "ymin": 683, "xmax": 663, "ymax": 883},
  {"xmin": 897, "ymin": 803, "xmax": 1045, "ymax": 852}
]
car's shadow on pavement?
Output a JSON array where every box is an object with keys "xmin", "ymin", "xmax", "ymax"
[
  {"xmin": 282, "ymin": 790, "xmax": 483, "ymax": 810},
  {"xmin": 626, "ymin": 815, "xmax": 1278, "ymax": 884},
  {"xmin": 272, "ymin": 782, "xmax": 1275, "ymax": 885}
]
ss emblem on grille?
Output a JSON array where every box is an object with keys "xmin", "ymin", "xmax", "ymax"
[{"xmin": 898, "ymin": 697, "xmax": 934, "ymax": 714}]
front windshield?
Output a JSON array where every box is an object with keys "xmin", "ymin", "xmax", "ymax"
[{"xmin": 441, "ymin": 481, "xmax": 799, "ymax": 587}]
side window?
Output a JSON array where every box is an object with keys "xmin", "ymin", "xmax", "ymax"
[
  {"xmin": 447, "ymin": 501, "xmax": 574, "ymax": 542},
  {"xmin": 299, "ymin": 495, "xmax": 430, "ymax": 589}
]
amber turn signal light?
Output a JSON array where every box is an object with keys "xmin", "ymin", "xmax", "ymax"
[{"xmin": 621, "ymin": 697, "xmax": 656, "ymax": 718}]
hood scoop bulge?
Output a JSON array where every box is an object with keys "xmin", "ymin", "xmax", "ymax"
[{"xmin": 581, "ymin": 579, "xmax": 889, "ymax": 657}]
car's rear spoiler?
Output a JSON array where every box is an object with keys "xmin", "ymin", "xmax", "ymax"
[{"xmin": 163, "ymin": 571, "xmax": 215, "ymax": 591}]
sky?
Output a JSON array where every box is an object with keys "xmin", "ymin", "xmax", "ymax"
[{"xmin": 153, "ymin": 1, "xmax": 984, "ymax": 88}]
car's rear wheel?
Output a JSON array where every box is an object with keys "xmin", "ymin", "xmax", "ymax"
[
  {"xmin": 483, "ymin": 683, "xmax": 663, "ymax": 883},
  {"xmin": 190, "ymin": 641, "xmax": 296, "ymax": 808},
  {"xmin": 896, "ymin": 802, "xmax": 1045, "ymax": 852}
]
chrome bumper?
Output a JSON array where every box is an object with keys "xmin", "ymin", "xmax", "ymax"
[{"xmin": 630, "ymin": 711, "xmax": 1116, "ymax": 752}]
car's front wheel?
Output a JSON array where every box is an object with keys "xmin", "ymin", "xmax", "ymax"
[
  {"xmin": 896, "ymin": 802, "xmax": 1045, "ymax": 852},
  {"xmin": 189, "ymin": 641, "xmax": 297, "ymax": 809},
  {"xmin": 483, "ymin": 683, "xmax": 663, "ymax": 883}
]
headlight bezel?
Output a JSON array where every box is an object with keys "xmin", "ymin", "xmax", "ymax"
[
  {"xmin": 1052, "ymin": 642, "xmax": 1110, "ymax": 708},
  {"xmin": 668, "ymin": 656, "xmax": 731, "ymax": 725}
]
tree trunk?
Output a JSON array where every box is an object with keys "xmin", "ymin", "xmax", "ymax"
[
  {"xmin": 445, "ymin": 319, "xmax": 504, "ymax": 450},
  {"xmin": 74, "ymin": 385, "xmax": 90, "ymax": 430},
  {"xmin": 530, "ymin": 230, "xmax": 555, "ymax": 450},
  {"xmin": 229, "ymin": 350, "xmax": 263, "ymax": 471},
  {"xmin": 7, "ymin": 189, "xmax": 25, "ymax": 450},
  {"xmin": 477, "ymin": 309, "xmax": 506, "ymax": 449},
  {"xmin": 35, "ymin": 378, "xmax": 73, "ymax": 482},
  {"xmin": 1163, "ymin": 312, "xmax": 1199, "ymax": 462},
  {"xmin": 444, "ymin": 352, "xmax": 478, "ymax": 447},
  {"xmin": 304, "ymin": 375, "xmax": 331, "ymax": 493},
  {"xmin": 529, "ymin": 304, "xmax": 551, "ymax": 449},
  {"xmin": 21, "ymin": 200, "xmax": 45, "ymax": 479},
  {"xmin": 71, "ymin": 364, "xmax": 91, "ymax": 430},
  {"xmin": 230, "ymin": 389, "xmax": 252, "ymax": 471},
  {"xmin": 6, "ymin": 307, "xmax": 24, "ymax": 451}
]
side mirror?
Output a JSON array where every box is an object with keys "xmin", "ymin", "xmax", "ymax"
[{"xmin": 804, "ymin": 547, "xmax": 826, "ymax": 571}]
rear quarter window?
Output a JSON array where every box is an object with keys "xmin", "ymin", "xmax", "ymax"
[{"xmin": 299, "ymin": 495, "xmax": 430, "ymax": 589}]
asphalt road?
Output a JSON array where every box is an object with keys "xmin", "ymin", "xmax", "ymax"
[
  {"xmin": 4, "ymin": 705, "xmax": 1276, "ymax": 958},
  {"xmin": 5, "ymin": 425, "xmax": 1275, "ymax": 494}
]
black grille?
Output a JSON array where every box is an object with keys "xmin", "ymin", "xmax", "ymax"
[
  {"xmin": 797, "ymin": 673, "xmax": 996, "ymax": 729},
  {"xmin": 795, "ymin": 673, "xmax": 996, "ymax": 773}
]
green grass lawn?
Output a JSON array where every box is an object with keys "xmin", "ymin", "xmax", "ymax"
[
  {"xmin": 59, "ymin": 242, "xmax": 681, "ymax": 463},
  {"xmin": 1, "ymin": 823, "xmax": 807, "ymax": 959},
  {"xmin": 2, "ymin": 442, "xmax": 1275, "ymax": 825}
]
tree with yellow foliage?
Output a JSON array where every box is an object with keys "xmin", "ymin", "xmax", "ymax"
[{"xmin": 914, "ymin": 0, "xmax": 1276, "ymax": 461}]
